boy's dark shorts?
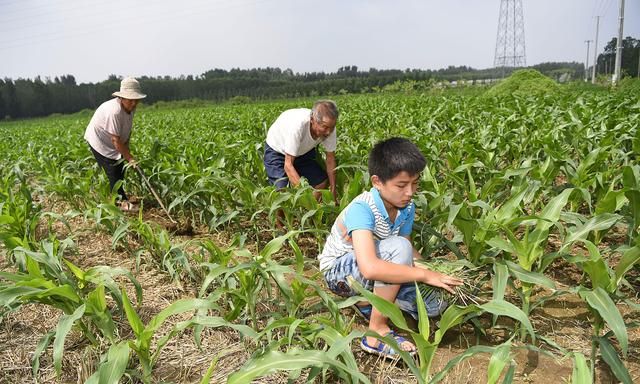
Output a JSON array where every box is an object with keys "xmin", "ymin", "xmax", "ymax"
[{"xmin": 263, "ymin": 143, "xmax": 327, "ymax": 188}]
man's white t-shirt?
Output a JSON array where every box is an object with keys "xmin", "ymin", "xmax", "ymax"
[
  {"xmin": 265, "ymin": 108, "xmax": 337, "ymax": 156},
  {"xmin": 84, "ymin": 98, "xmax": 134, "ymax": 160}
]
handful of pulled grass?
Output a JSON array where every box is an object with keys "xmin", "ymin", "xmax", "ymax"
[{"xmin": 414, "ymin": 259, "xmax": 483, "ymax": 307}]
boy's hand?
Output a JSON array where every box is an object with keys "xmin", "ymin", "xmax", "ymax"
[{"xmin": 421, "ymin": 269, "xmax": 463, "ymax": 294}]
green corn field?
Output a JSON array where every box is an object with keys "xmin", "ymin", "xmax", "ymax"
[{"xmin": 1, "ymin": 81, "xmax": 640, "ymax": 383}]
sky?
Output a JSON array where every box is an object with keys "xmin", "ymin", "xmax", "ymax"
[{"xmin": 0, "ymin": 0, "xmax": 638, "ymax": 84}]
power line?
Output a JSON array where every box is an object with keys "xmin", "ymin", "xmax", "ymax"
[
  {"xmin": 592, "ymin": 0, "xmax": 605, "ymax": 18},
  {"xmin": 0, "ymin": 0, "xmax": 182, "ymax": 23},
  {"xmin": 600, "ymin": 0, "xmax": 615, "ymax": 17},
  {"xmin": 0, "ymin": 0, "xmax": 219, "ymax": 34},
  {"xmin": 0, "ymin": 0, "xmax": 276, "ymax": 51}
]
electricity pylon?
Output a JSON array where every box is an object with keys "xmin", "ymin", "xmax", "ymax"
[{"xmin": 494, "ymin": 0, "xmax": 527, "ymax": 73}]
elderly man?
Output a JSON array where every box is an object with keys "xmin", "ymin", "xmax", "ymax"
[
  {"xmin": 84, "ymin": 77, "xmax": 146, "ymax": 211},
  {"xmin": 263, "ymin": 100, "xmax": 339, "ymax": 202}
]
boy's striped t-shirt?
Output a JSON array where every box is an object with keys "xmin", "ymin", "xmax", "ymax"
[{"xmin": 318, "ymin": 188, "xmax": 415, "ymax": 271}]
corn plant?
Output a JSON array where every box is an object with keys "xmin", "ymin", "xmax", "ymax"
[
  {"xmin": 119, "ymin": 288, "xmax": 220, "ymax": 383},
  {"xmin": 198, "ymin": 232, "xmax": 299, "ymax": 326},
  {"xmin": 563, "ymin": 238, "xmax": 640, "ymax": 383},
  {"xmin": 124, "ymin": 211, "xmax": 194, "ymax": 282},
  {"xmin": 83, "ymin": 202, "xmax": 128, "ymax": 234},
  {"xmin": 0, "ymin": 172, "xmax": 42, "ymax": 253},
  {"xmin": 349, "ymin": 278, "xmax": 535, "ymax": 383},
  {"xmin": 569, "ymin": 352, "xmax": 593, "ymax": 384},
  {"xmin": 486, "ymin": 188, "xmax": 573, "ymax": 335},
  {"xmin": 0, "ymin": 238, "xmax": 141, "ymax": 378},
  {"xmin": 240, "ymin": 310, "xmax": 360, "ymax": 382},
  {"xmin": 451, "ymin": 184, "xmax": 536, "ymax": 265},
  {"xmin": 621, "ymin": 165, "xmax": 640, "ymax": 244},
  {"xmin": 227, "ymin": 325, "xmax": 370, "ymax": 384}
]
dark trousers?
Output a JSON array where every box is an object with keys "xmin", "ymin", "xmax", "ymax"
[
  {"xmin": 263, "ymin": 143, "xmax": 327, "ymax": 189},
  {"xmin": 89, "ymin": 145, "xmax": 128, "ymax": 200}
]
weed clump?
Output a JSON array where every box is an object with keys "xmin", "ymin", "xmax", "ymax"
[{"xmin": 486, "ymin": 69, "xmax": 559, "ymax": 98}]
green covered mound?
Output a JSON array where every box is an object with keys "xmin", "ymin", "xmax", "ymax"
[
  {"xmin": 486, "ymin": 69, "xmax": 559, "ymax": 98},
  {"xmin": 617, "ymin": 77, "xmax": 640, "ymax": 96}
]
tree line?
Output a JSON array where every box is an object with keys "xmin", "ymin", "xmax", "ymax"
[
  {"xmin": 593, "ymin": 36, "xmax": 640, "ymax": 78},
  {"xmin": 0, "ymin": 61, "xmax": 592, "ymax": 120}
]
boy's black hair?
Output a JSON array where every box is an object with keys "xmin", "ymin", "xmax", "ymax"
[{"xmin": 368, "ymin": 137, "xmax": 426, "ymax": 182}]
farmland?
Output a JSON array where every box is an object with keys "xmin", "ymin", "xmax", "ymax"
[{"xmin": 1, "ymin": 81, "xmax": 640, "ymax": 383}]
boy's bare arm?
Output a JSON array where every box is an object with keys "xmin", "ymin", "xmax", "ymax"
[
  {"xmin": 404, "ymin": 235, "xmax": 464, "ymax": 294},
  {"xmin": 352, "ymin": 230, "xmax": 429, "ymax": 284},
  {"xmin": 352, "ymin": 230, "xmax": 463, "ymax": 293}
]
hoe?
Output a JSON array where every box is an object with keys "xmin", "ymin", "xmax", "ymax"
[{"xmin": 135, "ymin": 166, "xmax": 194, "ymax": 234}]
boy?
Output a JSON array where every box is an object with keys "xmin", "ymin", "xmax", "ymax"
[{"xmin": 319, "ymin": 137, "xmax": 463, "ymax": 357}]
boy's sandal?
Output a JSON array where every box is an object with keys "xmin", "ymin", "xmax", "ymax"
[
  {"xmin": 352, "ymin": 304, "xmax": 372, "ymax": 320},
  {"xmin": 360, "ymin": 330, "xmax": 416, "ymax": 359}
]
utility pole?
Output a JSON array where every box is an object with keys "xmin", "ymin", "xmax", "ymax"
[
  {"xmin": 613, "ymin": 0, "xmax": 625, "ymax": 85},
  {"xmin": 592, "ymin": 16, "xmax": 600, "ymax": 84},
  {"xmin": 584, "ymin": 40, "xmax": 592, "ymax": 81}
]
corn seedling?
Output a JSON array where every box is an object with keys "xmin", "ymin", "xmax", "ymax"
[
  {"xmin": 119, "ymin": 288, "xmax": 220, "ymax": 383},
  {"xmin": 0, "ymin": 238, "xmax": 141, "ymax": 378},
  {"xmin": 349, "ymin": 277, "xmax": 535, "ymax": 383}
]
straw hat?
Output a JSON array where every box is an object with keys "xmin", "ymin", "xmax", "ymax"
[{"xmin": 112, "ymin": 77, "xmax": 147, "ymax": 100}]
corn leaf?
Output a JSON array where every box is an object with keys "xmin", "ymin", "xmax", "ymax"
[
  {"xmin": 434, "ymin": 304, "xmax": 481, "ymax": 343},
  {"xmin": 480, "ymin": 300, "xmax": 535, "ymax": 342},
  {"xmin": 571, "ymin": 352, "xmax": 592, "ymax": 384},
  {"xmin": 121, "ymin": 288, "xmax": 144, "ymax": 337},
  {"xmin": 431, "ymin": 345, "xmax": 496, "ymax": 383},
  {"xmin": 53, "ymin": 304, "xmax": 85, "ymax": 376},
  {"xmin": 581, "ymin": 288, "xmax": 627, "ymax": 356},
  {"xmin": 227, "ymin": 349, "xmax": 370, "ymax": 384},
  {"xmin": 487, "ymin": 342, "xmax": 511, "ymax": 384},
  {"xmin": 259, "ymin": 231, "xmax": 300, "ymax": 261},
  {"xmin": 614, "ymin": 245, "xmax": 640, "ymax": 288},
  {"xmin": 347, "ymin": 277, "xmax": 410, "ymax": 331},
  {"xmin": 504, "ymin": 260, "xmax": 556, "ymax": 290},
  {"xmin": 598, "ymin": 336, "xmax": 632, "ymax": 384},
  {"xmin": 85, "ymin": 341, "xmax": 131, "ymax": 384},
  {"xmin": 31, "ymin": 331, "xmax": 54, "ymax": 377},
  {"xmin": 579, "ymin": 240, "xmax": 612, "ymax": 291},
  {"xmin": 562, "ymin": 214, "xmax": 621, "ymax": 251},
  {"xmin": 501, "ymin": 362, "xmax": 516, "ymax": 384}
]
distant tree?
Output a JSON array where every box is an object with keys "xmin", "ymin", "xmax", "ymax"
[
  {"xmin": 0, "ymin": 61, "xmax": 601, "ymax": 119},
  {"xmin": 1, "ymin": 79, "xmax": 20, "ymax": 118},
  {"xmin": 597, "ymin": 36, "xmax": 640, "ymax": 77},
  {"xmin": 0, "ymin": 79, "xmax": 6, "ymax": 119}
]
